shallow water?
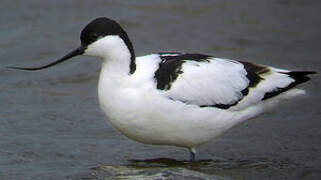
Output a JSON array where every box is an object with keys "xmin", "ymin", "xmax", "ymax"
[{"xmin": 1, "ymin": 0, "xmax": 321, "ymax": 179}]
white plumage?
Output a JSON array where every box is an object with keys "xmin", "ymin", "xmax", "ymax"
[
  {"xmin": 166, "ymin": 57, "xmax": 249, "ymax": 107},
  {"xmin": 9, "ymin": 17, "xmax": 315, "ymax": 161},
  {"xmin": 97, "ymin": 53, "xmax": 305, "ymax": 149}
]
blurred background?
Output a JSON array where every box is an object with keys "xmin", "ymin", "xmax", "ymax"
[{"xmin": 0, "ymin": 0, "xmax": 320, "ymax": 179}]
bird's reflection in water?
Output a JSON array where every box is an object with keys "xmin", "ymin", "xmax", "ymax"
[{"xmin": 89, "ymin": 157, "xmax": 300, "ymax": 179}]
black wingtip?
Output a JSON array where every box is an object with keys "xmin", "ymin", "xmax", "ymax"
[
  {"xmin": 262, "ymin": 71, "xmax": 316, "ymax": 101},
  {"xmin": 287, "ymin": 71, "xmax": 317, "ymax": 76},
  {"xmin": 283, "ymin": 71, "xmax": 317, "ymax": 84}
]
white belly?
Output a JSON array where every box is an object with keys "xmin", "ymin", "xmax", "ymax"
[{"xmin": 98, "ymin": 83, "xmax": 242, "ymax": 148}]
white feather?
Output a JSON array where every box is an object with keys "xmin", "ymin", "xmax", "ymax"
[{"xmin": 167, "ymin": 58, "xmax": 249, "ymax": 106}]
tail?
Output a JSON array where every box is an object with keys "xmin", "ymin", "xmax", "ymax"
[
  {"xmin": 233, "ymin": 70, "xmax": 316, "ymax": 125},
  {"xmin": 262, "ymin": 71, "xmax": 316, "ymax": 100}
]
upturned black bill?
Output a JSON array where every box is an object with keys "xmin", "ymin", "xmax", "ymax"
[{"xmin": 7, "ymin": 46, "xmax": 86, "ymax": 71}]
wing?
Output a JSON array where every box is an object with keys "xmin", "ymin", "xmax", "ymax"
[{"xmin": 154, "ymin": 52, "xmax": 315, "ymax": 110}]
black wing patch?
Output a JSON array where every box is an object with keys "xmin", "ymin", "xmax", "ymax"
[
  {"xmin": 237, "ymin": 61, "xmax": 270, "ymax": 96},
  {"xmin": 155, "ymin": 52, "xmax": 211, "ymax": 90},
  {"xmin": 262, "ymin": 71, "xmax": 316, "ymax": 100}
]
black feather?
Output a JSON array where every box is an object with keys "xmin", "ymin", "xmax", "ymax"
[
  {"xmin": 155, "ymin": 53, "xmax": 211, "ymax": 90},
  {"xmin": 237, "ymin": 61, "xmax": 270, "ymax": 96},
  {"xmin": 262, "ymin": 71, "xmax": 316, "ymax": 100}
]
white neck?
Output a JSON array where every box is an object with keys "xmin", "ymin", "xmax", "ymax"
[{"xmin": 85, "ymin": 35, "xmax": 132, "ymax": 76}]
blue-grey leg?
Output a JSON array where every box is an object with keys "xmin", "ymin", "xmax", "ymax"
[{"xmin": 189, "ymin": 147, "xmax": 196, "ymax": 161}]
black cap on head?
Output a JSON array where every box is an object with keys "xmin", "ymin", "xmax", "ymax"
[
  {"xmin": 80, "ymin": 17, "xmax": 136, "ymax": 73},
  {"xmin": 80, "ymin": 17, "xmax": 124, "ymax": 46}
]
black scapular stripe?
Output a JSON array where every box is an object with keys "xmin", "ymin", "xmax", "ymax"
[{"xmin": 155, "ymin": 53, "xmax": 211, "ymax": 90}]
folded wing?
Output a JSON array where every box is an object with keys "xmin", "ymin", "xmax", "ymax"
[{"xmin": 154, "ymin": 53, "xmax": 315, "ymax": 110}]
